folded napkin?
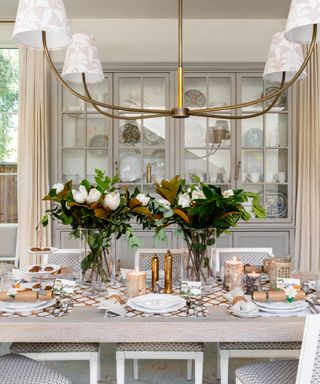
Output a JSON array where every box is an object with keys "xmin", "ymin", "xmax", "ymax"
[
  {"xmin": 98, "ymin": 297, "xmax": 126, "ymax": 317},
  {"xmin": 0, "ymin": 289, "xmax": 52, "ymax": 302},
  {"xmin": 225, "ymin": 287, "xmax": 259, "ymax": 318}
]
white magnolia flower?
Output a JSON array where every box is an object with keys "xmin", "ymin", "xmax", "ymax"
[
  {"xmin": 222, "ymin": 189, "xmax": 234, "ymax": 198},
  {"xmin": 86, "ymin": 188, "xmax": 102, "ymax": 204},
  {"xmin": 72, "ymin": 185, "xmax": 88, "ymax": 204},
  {"xmin": 284, "ymin": 286, "xmax": 298, "ymax": 299},
  {"xmin": 53, "ymin": 183, "xmax": 64, "ymax": 194},
  {"xmin": 178, "ymin": 193, "xmax": 191, "ymax": 208},
  {"xmin": 136, "ymin": 193, "xmax": 150, "ymax": 206},
  {"xmin": 103, "ymin": 192, "xmax": 121, "ymax": 210},
  {"xmin": 191, "ymin": 189, "xmax": 206, "ymax": 200},
  {"xmin": 157, "ymin": 198, "xmax": 171, "ymax": 207}
]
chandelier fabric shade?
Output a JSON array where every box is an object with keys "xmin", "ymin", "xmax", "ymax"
[
  {"xmin": 62, "ymin": 33, "xmax": 104, "ymax": 84},
  {"xmin": 12, "ymin": 0, "xmax": 72, "ymax": 49},
  {"xmin": 263, "ymin": 31, "xmax": 307, "ymax": 83},
  {"xmin": 285, "ymin": 0, "xmax": 320, "ymax": 43}
]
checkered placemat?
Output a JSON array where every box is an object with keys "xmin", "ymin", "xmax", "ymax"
[{"xmin": 0, "ymin": 282, "xmax": 229, "ymax": 318}]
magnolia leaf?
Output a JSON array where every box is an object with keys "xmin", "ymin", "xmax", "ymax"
[
  {"xmin": 94, "ymin": 208, "xmax": 108, "ymax": 219},
  {"xmin": 155, "ymin": 176, "xmax": 181, "ymax": 203},
  {"xmin": 68, "ymin": 202, "xmax": 89, "ymax": 208},
  {"xmin": 129, "ymin": 198, "xmax": 142, "ymax": 209},
  {"xmin": 174, "ymin": 208, "xmax": 190, "ymax": 223},
  {"xmin": 90, "ymin": 201, "xmax": 100, "ymax": 210},
  {"xmin": 132, "ymin": 206, "xmax": 152, "ymax": 217}
]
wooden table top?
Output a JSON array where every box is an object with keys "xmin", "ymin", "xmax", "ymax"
[{"xmin": 0, "ymin": 305, "xmax": 306, "ymax": 343}]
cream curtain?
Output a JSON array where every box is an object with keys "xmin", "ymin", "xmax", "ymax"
[
  {"xmin": 294, "ymin": 45, "xmax": 320, "ymax": 271},
  {"xmin": 17, "ymin": 47, "xmax": 51, "ymax": 266}
]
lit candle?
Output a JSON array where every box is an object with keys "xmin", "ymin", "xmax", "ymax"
[
  {"xmin": 246, "ymin": 271, "xmax": 262, "ymax": 295},
  {"xmin": 126, "ymin": 269, "xmax": 147, "ymax": 298},
  {"xmin": 224, "ymin": 257, "xmax": 244, "ymax": 291}
]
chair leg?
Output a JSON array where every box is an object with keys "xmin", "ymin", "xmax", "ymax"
[
  {"xmin": 216, "ymin": 343, "xmax": 221, "ymax": 380},
  {"xmin": 116, "ymin": 351, "xmax": 125, "ymax": 384},
  {"xmin": 187, "ymin": 359, "xmax": 192, "ymax": 381},
  {"xmin": 133, "ymin": 359, "xmax": 139, "ymax": 380},
  {"xmin": 194, "ymin": 354, "xmax": 203, "ymax": 384},
  {"xmin": 89, "ymin": 356, "xmax": 99, "ymax": 384},
  {"xmin": 220, "ymin": 350, "xmax": 229, "ymax": 384}
]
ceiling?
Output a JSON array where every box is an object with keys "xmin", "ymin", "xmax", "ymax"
[{"xmin": 1, "ymin": 0, "xmax": 291, "ymax": 19}]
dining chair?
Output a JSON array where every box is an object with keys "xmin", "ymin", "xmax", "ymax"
[
  {"xmin": 213, "ymin": 247, "xmax": 301, "ymax": 384},
  {"xmin": 0, "ymin": 223, "xmax": 19, "ymax": 266},
  {"xmin": 9, "ymin": 248, "xmax": 100, "ymax": 384},
  {"xmin": 0, "ymin": 353, "xmax": 73, "ymax": 384},
  {"xmin": 235, "ymin": 314, "xmax": 320, "ymax": 384},
  {"xmin": 116, "ymin": 248, "xmax": 204, "ymax": 384}
]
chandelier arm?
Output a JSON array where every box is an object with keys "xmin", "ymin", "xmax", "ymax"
[
  {"xmin": 189, "ymin": 72, "xmax": 286, "ymax": 120},
  {"xmin": 42, "ymin": 31, "xmax": 171, "ymax": 116},
  {"xmin": 81, "ymin": 74, "xmax": 172, "ymax": 120},
  {"xmin": 191, "ymin": 24, "xmax": 317, "ymax": 114}
]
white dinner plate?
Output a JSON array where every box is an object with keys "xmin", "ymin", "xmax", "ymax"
[
  {"xmin": 119, "ymin": 153, "xmax": 141, "ymax": 182},
  {"xmin": 131, "ymin": 294, "xmax": 182, "ymax": 310},
  {"xmin": 20, "ymin": 264, "xmax": 61, "ymax": 276},
  {"xmin": 0, "ymin": 300, "xmax": 55, "ymax": 313},
  {"xmin": 127, "ymin": 297, "xmax": 186, "ymax": 314},
  {"xmin": 255, "ymin": 300, "xmax": 308, "ymax": 313},
  {"xmin": 27, "ymin": 247, "xmax": 58, "ymax": 255}
]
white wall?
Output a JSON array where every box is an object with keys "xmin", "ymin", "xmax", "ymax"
[{"xmin": 1, "ymin": 18, "xmax": 286, "ymax": 63}]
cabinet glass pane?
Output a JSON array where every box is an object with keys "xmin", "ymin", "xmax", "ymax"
[
  {"xmin": 185, "ymin": 117, "xmax": 206, "ymax": 147},
  {"xmin": 184, "ymin": 78, "xmax": 207, "ymax": 109},
  {"xmin": 184, "ymin": 149, "xmax": 207, "ymax": 182},
  {"xmin": 264, "ymin": 83, "xmax": 288, "ymax": 112},
  {"xmin": 265, "ymin": 149, "xmax": 288, "ymax": 183},
  {"xmin": 265, "ymin": 114, "xmax": 288, "ymax": 147},
  {"xmin": 87, "ymin": 149, "xmax": 108, "ymax": 177},
  {"xmin": 241, "ymin": 149, "xmax": 263, "ymax": 183},
  {"xmin": 63, "ymin": 83, "xmax": 85, "ymax": 112},
  {"xmin": 119, "ymin": 149, "xmax": 142, "ymax": 183},
  {"xmin": 208, "ymin": 77, "xmax": 231, "ymax": 108},
  {"xmin": 241, "ymin": 77, "xmax": 263, "ymax": 111},
  {"xmin": 262, "ymin": 185, "xmax": 288, "ymax": 218},
  {"xmin": 143, "ymin": 78, "xmax": 166, "ymax": 109},
  {"xmin": 62, "ymin": 115, "xmax": 86, "ymax": 148},
  {"xmin": 208, "ymin": 118, "xmax": 231, "ymax": 148},
  {"xmin": 143, "ymin": 117, "xmax": 166, "ymax": 147},
  {"xmin": 62, "ymin": 150, "xmax": 85, "ymax": 184},
  {"xmin": 86, "ymin": 78, "xmax": 109, "ymax": 112},
  {"xmin": 241, "ymin": 116, "xmax": 263, "ymax": 148},
  {"xmin": 87, "ymin": 115, "xmax": 108, "ymax": 148},
  {"xmin": 119, "ymin": 77, "xmax": 141, "ymax": 107},
  {"xmin": 143, "ymin": 149, "xmax": 165, "ymax": 183},
  {"xmin": 208, "ymin": 150, "xmax": 231, "ymax": 184}
]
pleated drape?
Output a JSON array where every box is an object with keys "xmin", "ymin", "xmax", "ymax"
[
  {"xmin": 295, "ymin": 46, "xmax": 320, "ymax": 271},
  {"xmin": 17, "ymin": 47, "xmax": 51, "ymax": 266}
]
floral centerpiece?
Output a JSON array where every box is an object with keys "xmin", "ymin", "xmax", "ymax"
[
  {"xmin": 41, "ymin": 169, "xmax": 152, "ymax": 284},
  {"xmin": 139, "ymin": 175, "xmax": 265, "ymax": 282}
]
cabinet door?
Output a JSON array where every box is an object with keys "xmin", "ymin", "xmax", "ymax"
[
  {"xmin": 236, "ymin": 73, "xmax": 292, "ymax": 223},
  {"xmin": 113, "ymin": 73, "xmax": 171, "ymax": 194},
  {"xmin": 182, "ymin": 73, "xmax": 236, "ymax": 190},
  {"xmin": 233, "ymin": 231, "xmax": 290, "ymax": 255}
]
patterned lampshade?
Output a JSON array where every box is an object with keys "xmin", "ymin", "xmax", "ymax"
[
  {"xmin": 285, "ymin": 0, "xmax": 320, "ymax": 43},
  {"xmin": 62, "ymin": 33, "xmax": 104, "ymax": 84},
  {"xmin": 263, "ymin": 31, "xmax": 307, "ymax": 83},
  {"xmin": 13, "ymin": 0, "xmax": 72, "ymax": 49}
]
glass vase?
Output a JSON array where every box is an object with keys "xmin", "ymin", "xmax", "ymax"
[
  {"xmin": 80, "ymin": 228, "xmax": 115, "ymax": 292},
  {"xmin": 183, "ymin": 228, "xmax": 216, "ymax": 286}
]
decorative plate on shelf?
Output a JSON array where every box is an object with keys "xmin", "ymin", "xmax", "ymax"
[
  {"xmin": 88, "ymin": 134, "xmax": 108, "ymax": 157},
  {"xmin": 119, "ymin": 121, "xmax": 141, "ymax": 145},
  {"xmin": 244, "ymin": 128, "xmax": 263, "ymax": 147},
  {"xmin": 259, "ymin": 191, "xmax": 287, "ymax": 218},
  {"xmin": 119, "ymin": 152, "xmax": 141, "ymax": 182},
  {"xmin": 143, "ymin": 127, "xmax": 165, "ymax": 145},
  {"xmin": 184, "ymin": 89, "xmax": 206, "ymax": 108}
]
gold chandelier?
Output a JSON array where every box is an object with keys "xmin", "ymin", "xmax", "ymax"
[{"xmin": 10, "ymin": 0, "xmax": 320, "ymax": 120}]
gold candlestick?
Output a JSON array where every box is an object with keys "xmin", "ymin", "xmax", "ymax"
[
  {"xmin": 164, "ymin": 249, "xmax": 173, "ymax": 294},
  {"xmin": 152, "ymin": 255, "xmax": 159, "ymax": 292}
]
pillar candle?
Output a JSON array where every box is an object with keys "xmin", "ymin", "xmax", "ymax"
[
  {"xmin": 245, "ymin": 271, "xmax": 262, "ymax": 294},
  {"xmin": 126, "ymin": 269, "xmax": 147, "ymax": 298},
  {"xmin": 224, "ymin": 257, "xmax": 244, "ymax": 291}
]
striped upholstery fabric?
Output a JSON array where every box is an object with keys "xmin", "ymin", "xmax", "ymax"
[
  {"xmin": 236, "ymin": 360, "xmax": 298, "ymax": 384},
  {"xmin": 220, "ymin": 341, "xmax": 301, "ymax": 350},
  {"xmin": 216, "ymin": 248, "xmax": 272, "ymax": 271},
  {"xmin": 47, "ymin": 249, "xmax": 82, "ymax": 277},
  {"xmin": 0, "ymin": 354, "xmax": 72, "ymax": 384},
  {"xmin": 10, "ymin": 343, "xmax": 99, "ymax": 354},
  {"xmin": 117, "ymin": 343, "xmax": 203, "ymax": 352}
]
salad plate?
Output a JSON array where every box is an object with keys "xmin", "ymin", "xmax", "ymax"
[
  {"xmin": 0, "ymin": 300, "xmax": 55, "ymax": 313},
  {"xmin": 255, "ymin": 300, "xmax": 308, "ymax": 313},
  {"xmin": 131, "ymin": 294, "xmax": 183, "ymax": 310}
]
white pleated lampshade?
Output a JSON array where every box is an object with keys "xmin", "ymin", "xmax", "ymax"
[
  {"xmin": 285, "ymin": 0, "xmax": 320, "ymax": 43},
  {"xmin": 62, "ymin": 33, "xmax": 104, "ymax": 84},
  {"xmin": 263, "ymin": 31, "xmax": 307, "ymax": 83},
  {"xmin": 13, "ymin": 0, "xmax": 72, "ymax": 49}
]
